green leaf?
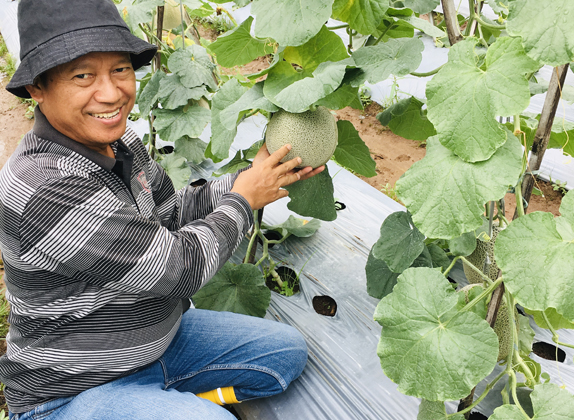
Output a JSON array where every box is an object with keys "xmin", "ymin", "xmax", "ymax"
[
  {"xmin": 158, "ymin": 152, "xmax": 191, "ymax": 190},
  {"xmin": 427, "ymin": 37, "xmax": 539, "ymax": 162},
  {"xmin": 490, "ymin": 383, "xmax": 574, "ymax": 420},
  {"xmin": 525, "ymin": 307, "xmax": 574, "ymax": 330},
  {"xmin": 401, "ymin": 0, "xmax": 440, "ymax": 14},
  {"xmin": 137, "ymin": 70, "xmax": 166, "ymax": 117},
  {"xmin": 174, "ymin": 136, "xmax": 207, "ymax": 164},
  {"xmin": 192, "ymin": 263, "xmax": 271, "ymax": 318},
  {"xmin": 332, "ymin": 120, "xmax": 376, "ymax": 177},
  {"xmin": 397, "ymin": 134, "xmax": 523, "ymax": 239},
  {"xmin": 212, "ymin": 150, "xmax": 250, "ymax": 177},
  {"xmin": 372, "ymin": 211, "xmax": 426, "ymax": 272},
  {"xmin": 219, "ymin": 82, "xmax": 278, "ymax": 130},
  {"xmin": 377, "ymin": 96, "xmax": 436, "ymax": 141},
  {"xmin": 487, "ymin": 0, "xmax": 509, "ymax": 15},
  {"xmin": 251, "ymin": 0, "xmax": 334, "ymax": 47},
  {"xmin": 448, "ymin": 231, "xmax": 477, "ymax": 257},
  {"xmin": 374, "ymin": 267, "xmax": 499, "ymax": 401},
  {"xmin": 208, "ymin": 17, "xmax": 275, "ymax": 68},
  {"xmin": 350, "ymin": 38, "xmax": 424, "ymax": 86},
  {"xmin": 284, "ymin": 167, "xmax": 337, "ymax": 221},
  {"xmin": 331, "ymin": 0, "xmax": 389, "ymax": 35},
  {"xmin": 507, "ymin": 0, "xmax": 574, "ymax": 67},
  {"xmin": 495, "ymin": 190, "xmax": 574, "ymax": 321},
  {"xmin": 517, "ymin": 313, "xmax": 535, "ymax": 357},
  {"xmin": 265, "ymin": 215, "xmax": 321, "ymax": 238},
  {"xmin": 373, "ymin": 18, "xmax": 414, "ymax": 42},
  {"xmin": 417, "ymin": 399, "xmax": 465, "ymax": 420},
  {"xmin": 158, "ymin": 74, "xmax": 209, "ymax": 110},
  {"xmin": 398, "ymin": 16, "xmax": 446, "ymax": 39},
  {"xmin": 283, "ymin": 26, "xmax": 349, "ymax": 73},
  {"xmin": 152, "ymin": 104, "xmax": 211, "ymax": 142},
  {"xmin": 243, "ymin": 140, "xmax": 265, "ymax": 160},
  {"xmin": 549, "ymin": 120, "xmax": 574, "ymax": 158},
  {"xmin": 427, "ymin": 243, "xmax": 451, "ymax": 272},
  {"xmin": 456, "ymin": 284, "xmax": 487, "ymax": 319},
  {"xmin": 116, "ymin": 0, "xmax": 165, "ymax": 30},
  {"xmin": 208, "ymin": 79, "xmax": 248, "ymax": 162},
  {"xmin": 263, "ymin": 58, "xmax": 355, "ymax": 113},
  {"xmin": 314, "ymin": 84, "xmax": 363, "ymax": 110},
  {"xmin": 366, "ymin": 245, "xmax": 432, "ymax": 300},
  {"xmin": 167, "ymin": 45, "xmax": 217, "ymax": 91}
]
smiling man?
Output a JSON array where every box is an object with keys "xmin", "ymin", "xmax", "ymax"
[{"xmin": 0, "ymin": 1, "xmax": 323, "ymax": 419}]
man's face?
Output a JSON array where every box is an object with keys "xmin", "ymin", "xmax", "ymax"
[{"xmin": 27, "ymin": 51, "xmax": 136, "ymax": 154}]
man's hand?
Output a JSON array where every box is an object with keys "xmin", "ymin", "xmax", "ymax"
[{"xmin": 231, "ymin": 144, "xmax": 325, "ymax": 210}]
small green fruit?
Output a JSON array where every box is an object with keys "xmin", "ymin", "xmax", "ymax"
[
  {"xmin": 463, "ymin": 226, "xmax": 502, "ymax": 284},
  {"xmin": 265, "ymin": 106, "xmax": 338, "ymax": 169}
]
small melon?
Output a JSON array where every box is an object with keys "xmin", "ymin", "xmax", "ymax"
[
  {"xmin": 265, "ymin": 106, "xmax": 338, "ymax": 169},
  {"xmin": 463, "ymin": 225, "xmax": 502, "ymax": 284}
]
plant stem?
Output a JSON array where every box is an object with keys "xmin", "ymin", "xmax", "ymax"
[
  {"xmin": 459, "ymin": 256, "xmax": 495, "ymax": 285},
  {"xmin": 443, "ymin": 256, "xmax": 461, "ymax": 277},
  {"xmin": 542, "ymin": 311, "xmax": 574, "ymax": 349},
  {"xmin": 464, "ymin": 0, "xmax": 476, "ymax": 37},
  {"xmin": 155, "ymin": 6, "xmax": 165, "ymax": 71},
  {"xmin": 410, "ymin": 64, "xmax": 445, "ymax": 77},
  {"xmin": 244, "ymin": 210, "xmax": 260, "ymax": 264},
  {"xmin": 460, "ymin": 276, "xmax": 504, "ymax": 312},
  {"xmin": 475, "ymin": 15, "xmax": 506, "ymax": 31},
  {"xmin": 452, "ymin": 370, "xmax": 506, "ymax": 417},
  {"xmin": 441, "ymin": 0, "xmax": 464, "ymax": 45},
  {"xmin": 373, "ymin": 24, "xmax": 396, "ymax": 46},
  {"xmin": 508, "ymin": 371, "xmax": 530, "ymax": 419},
  {"xmin": 327, "ymin": 24, "xmax": 349, "ymax": 30},
  {"xmin": 515, "ymin": 179, "xmax": 525, "ymax": 218},
  {"xmin": 513, "ymin": 114, "xmax": 521, "ymax": 135}
]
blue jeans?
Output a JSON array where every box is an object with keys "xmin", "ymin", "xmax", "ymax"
[{"xmin": 10, "ymin": 308, "xmax": 308, "ymax": 420}]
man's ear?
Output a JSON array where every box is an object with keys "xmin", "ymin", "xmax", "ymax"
[{"xmin": 25, "ymin": 84, "xmax": 44, "ymax": 104}]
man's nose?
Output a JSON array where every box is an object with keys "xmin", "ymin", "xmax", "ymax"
[{"xmin": 94, "ymin": 76, "xmax": 123, "ymax": 103}]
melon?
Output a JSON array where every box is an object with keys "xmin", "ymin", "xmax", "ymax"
[
  {"xmin": 463, "ymin": 225, "xmax": 502, "ymax": 284},
  {"xmin": 265, "ymin": 106, "xmax": 338, "ymax": 169}
]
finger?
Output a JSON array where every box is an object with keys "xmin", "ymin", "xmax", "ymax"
[
  {"xmin": 276, "ymin": 189, "xmax": 290, "ymax": 200},
  {"xmin": 265, "ymin": 144, "xmax": 292, "ymax": 167},
  {"xmin": 299, "ymin": 165, "xmax": 324, "ymax": 181},
  {"xmin": 275, "ymin": 156, "xmax": 302, "ymax": 175},
  {"xmin": 278, "ymin": 172, "xmax": 302, "ymax": 187}
]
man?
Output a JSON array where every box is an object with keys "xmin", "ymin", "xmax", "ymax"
[{"xmin": 0, "ymin": 1, "xmax": 324, "ymax": 419}]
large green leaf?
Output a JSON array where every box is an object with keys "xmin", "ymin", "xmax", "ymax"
[
  {"xmin": 152, "ymin": 104, "xmax": 211, "ymax": 142},
  {"xmin": 219, "ymin": 82, "xmax": 278, "ymax": 130},
  {"xmin": 377, "ymin": 96, "xmax": 436, "ymax": 141},
  {"xmin": 495, "ymin": 190, "xmax": 574, "ymax": 321},
  {"xmin": 263, "ymin": 58, "xmax": 354, "ymax": 113},
  {"xmin": 116, "ymin": 0, "xmax": 164, "ymax": 30},
  {"xmin": 374, "ymin": 267, "xmax": 499, "ymax": 401},
  {"xmin": 525, "ymin": 307, "xmax": 574, "ymax": 330},
  {"xmin": 158, "ymin": 152, "xmax": 191, "ymax": 190},
  {"xmin": 401, "ymin": 0, "xmax": 440, "ymax": 14},
  {"xmin": 208, "ymin": 79, "xmax": 248, "ymax": 162},
  {"xmin": 251, "ymin": 0, "xmax": 334, "ymax": 47},
  {"xmin": 372, "ymin": 211, "xmax": 426, "ymax": 273},
  {"xmin": 332, "ymin": 120, "xmax": 376, "ymax": 177},
  {"xmin": 448, "ymin": 231, "xmax": 477, "ymax": 257},
  {"xmin": 427, "ymin": 37, "xmax": 539, "ymax": 162},
  {"xmin": 167, "ymin": 46, "xmax": 217, "ymax": 91},
  {"xmin": 350, "ymin": 38, "xmax": 424, "ymax": 86},
  {"xmin": 397, "ymin": 135, "xmax": 522, "ymax": 239},
  {"xmin": 314, "ymin": 84, "xmax": 363, "ymax": 110},
  {"xmin": 174, "ymin": 136, "xmax": 207, "ymax": 164},
  {"xmin": 208, "ymin": 17, "xmax": 274, "ymax": 68},
  {"xmin": 366, "ymin": 246, "xmax": 432, "ymax": 300},
  {"xmin": 331, "ymin": 0, "xmax": 389, "ymax": 35},
  {"xmin": 507, "ymin": 0, "xmax": 574, "ymax": 67},
  {"xmin": 489, "ymin": 383, "xmax": 574, "ymax": 420},
  {"xmin": 265, "ymin": 216, "xmax": 322, "ymax": 238},
  {"xmin": 417, "ymin": 400, "xmax": 465, "ymax": 420},
  {"xmin": 283, "ymin": 26, "xmax": 349, "ymax": 73},
  {"xmin": 158, "ymin": 75, "xmax": 209, "ymax": 110},
  {"xmin": 137, "ymin": 70, "xmax": 166, "ymax": 117},
  {"xmin": 192, "ymin": 263, "xmax": 271, "ymax": 318},
  {"xmin": 284, "ymin": 167, "xmax": 337, "ymax": 221},
  {"xmin": 212, "ymin": 150, "xmax": 251, "ymax": 177}
]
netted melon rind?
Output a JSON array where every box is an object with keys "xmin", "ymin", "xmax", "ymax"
[
  {"xmin": 463, "ymin": 226, "xmax": 502, "ymax": 284},
  {"xmin": 265, "ymin": 106, "xmax": 338, "ymax": 169}
]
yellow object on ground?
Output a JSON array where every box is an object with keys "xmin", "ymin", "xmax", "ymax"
[{"xmin": 196, "ymin": 387, "xmax": 239, "ymax": 405}]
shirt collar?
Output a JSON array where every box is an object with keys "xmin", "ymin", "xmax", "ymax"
[{"xmin": 33, "ymin": 106, "xmax": 133, "ymax": 171}]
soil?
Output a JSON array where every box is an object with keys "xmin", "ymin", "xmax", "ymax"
[
  {"xmin": 532, "ymin": 341, "xmax": 567, "ymax": 362},
  {"xmin": 312, "ymin": 296, "xmax": 337, "ymax": 317}
]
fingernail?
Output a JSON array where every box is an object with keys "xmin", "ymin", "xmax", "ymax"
[
  {"xmin": 286, "ymin": 144, "xmax": 292, "ymax": 150},
  {"xmin": 297, "ymin": 157, "xmax": 302, "ymax": 163}
]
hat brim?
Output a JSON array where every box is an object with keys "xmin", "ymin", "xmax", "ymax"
[{"xmin": 6, "ymin": 25, "xmax": 157, "ymax": 98}]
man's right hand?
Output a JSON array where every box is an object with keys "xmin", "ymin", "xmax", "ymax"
[{"xmin": 230, "ymin": 144, "xmax": 322, "ymax": 210}]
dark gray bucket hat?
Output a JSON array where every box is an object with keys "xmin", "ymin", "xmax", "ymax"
[{"xmin": 6, "ymin": 0, "xmax": 158, "ymax": 98}]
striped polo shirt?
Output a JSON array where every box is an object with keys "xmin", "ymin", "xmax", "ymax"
[{"xmin": 0, "ymin": 108, "xmax": 253, "ymax": 414}]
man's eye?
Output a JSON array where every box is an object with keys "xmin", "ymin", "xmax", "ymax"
[
  {"xmin": 114, "ymin": 67, "xmax": 132, "ymax": 73},
  {"xmin": 74, "ymin": 74, "xmax": 90, "ymax": 80}
]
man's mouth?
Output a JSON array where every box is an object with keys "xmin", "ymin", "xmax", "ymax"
[{"xmin": 89, "ymin": 109, "xmax": 121, "ymax": 119}]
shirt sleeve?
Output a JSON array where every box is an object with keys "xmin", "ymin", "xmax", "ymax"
[{"xmin": 18, "ymin": 174, "xmax": 254, "ymax": 299}]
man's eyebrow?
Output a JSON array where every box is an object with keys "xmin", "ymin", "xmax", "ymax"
[{"xmin": 66, "ymin": 56, "xmax": 133, "ymax": 73}]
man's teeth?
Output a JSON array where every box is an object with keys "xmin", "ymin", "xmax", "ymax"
[{"xmin": 91, "ymin": 109, "xmax": 120, "ymax": 119}]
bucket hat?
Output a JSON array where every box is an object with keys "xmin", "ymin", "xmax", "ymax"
[{"xmin": 6, "ymin": 0, "xmax": 158, "ymax": 98}]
